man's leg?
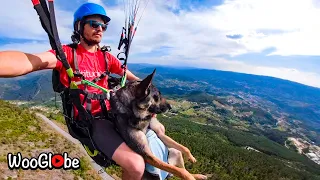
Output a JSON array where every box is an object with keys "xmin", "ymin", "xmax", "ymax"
[
  {"xmin": 91, "ymin": 119, "xmax": 145, "ymax": 180},
  {"xmin": 145, "ymin": 129, "xmax": 169, "ymax": 180},
  {"xmin": 112, "ymin": 142, "xmax": 145, "ymax": 180},
  {"xmin": 149, "ymin": 117, "xmax": 196, "ymax": 163}
]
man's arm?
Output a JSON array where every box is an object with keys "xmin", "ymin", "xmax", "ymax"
[
  {"xmin": 0, "ymin": 51, "xmax": 57, "ymax": 78},
  {"xmin": 125, "ymin": 70, "xmax": 140, "ymax": 81},
  {"xmin": 109, "ymin": 53, "xmax": 140, "ymax": 81}
]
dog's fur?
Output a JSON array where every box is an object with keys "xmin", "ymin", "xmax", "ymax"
[{"xmin": 109, "ymin": 69, "xmax": 207, "ymax": 180}]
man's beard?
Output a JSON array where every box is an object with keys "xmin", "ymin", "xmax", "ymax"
[
  {"xmin": 82, "ymin": 33, "xmax": 101, "ymax": 46},
  {"xmin": 83, "ymin": 38, "xmax": 100, "ymax": 46}
]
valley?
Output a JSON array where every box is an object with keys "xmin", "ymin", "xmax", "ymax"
[{"xmin": 1, "ymin": 64, "xmax": 320, "ymax": 179}]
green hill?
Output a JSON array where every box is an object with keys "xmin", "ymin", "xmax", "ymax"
[
  {"xmin": 0, "ymin": 100, "xmax": 101, "ymax": 179},
  {"xmin": 12, "ymin": 99, "xmax": 320, "ymax": 180},
  {"xmin": 158, "ymin": 113, "xmax": 320, "ymax": 180}
]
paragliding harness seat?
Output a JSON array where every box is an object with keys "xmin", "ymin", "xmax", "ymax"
[
  {"xmin": 31, "ymin": 0, "xmax": 143, "ymax": 169},
  {"xmin": 53, "ymin": 43, "xmax": 121, "ymax": 168}
]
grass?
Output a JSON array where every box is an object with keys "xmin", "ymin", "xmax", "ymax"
[{"xmin": 0, "ymin": 100, "xmax": 102, "ymax": 179}]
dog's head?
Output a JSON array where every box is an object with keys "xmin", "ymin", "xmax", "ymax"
[
  {"xmin": 134, "ymin": 69, "xmax": 171, "ymax": 115},
  {"xmin": 111, "ymin": 69, "xmax": 171, "ymax": 120}
]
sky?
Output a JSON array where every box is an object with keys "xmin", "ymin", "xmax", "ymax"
[{"xmin": 0, "ymin": 0, "xmax": 320, "ymax": 88}]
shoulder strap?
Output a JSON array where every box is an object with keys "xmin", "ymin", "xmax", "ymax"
[
  {"xmin": 66, "ymin": 43, "xmax": 81, "ymax": 77},
  {"xmin": 73, "ymin": 47, "xmax": 80, "ymax": 75},
  {"xmin": 101, "ymin": 45, "xmax": 111, "ymax": 72},
  {"xmin": 67, "ymin": 44, "xmax": 111, "ymax": 83},
  {"xmin": 91, "ymin": 45, "xmax": 111, "ymax": 83}
]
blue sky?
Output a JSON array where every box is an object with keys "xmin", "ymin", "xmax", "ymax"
[{"xmin": 0, "ymin": 0, "xmax": 320, "ymax": 88}]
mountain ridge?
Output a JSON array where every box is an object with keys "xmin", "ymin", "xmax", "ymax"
[{"xmin": 127, "ymin": 63, "xmax": 320, "ymax": 90}]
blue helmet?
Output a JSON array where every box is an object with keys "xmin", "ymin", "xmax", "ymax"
[{"xmin": 73, "ymin": 3, "xmax": 111, "ymax": 29}]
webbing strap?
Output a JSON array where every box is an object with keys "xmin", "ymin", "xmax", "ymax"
[
  {"xmin": 86, "ymin": 98, "xmax": 92, "ymax": 114},
  {"xmin": 69, "ymin": 89, "xmax": 93, "ymax": 122},
  {"xmin": 32, "ymin": 0, "xmax": 73, "ymax": 78},
  {"xmin": 99, "ymin": 99, "xmax": 109, "ymax": 119},
  {"xmin": 90, "ymin": 49, "xmax": 111, "ymax": 86},
  {"xmin": 73, "ymin": 47, "xmax": 80, "ymax": 74},
  {"xmin": 71, "ymin": 45, "xmax": 110, "ymax": 84},
  {"xmin": 86, "ymin": 92, "xmax": 109, "ymax": 100},
  {"xmin": 92, "ymin": 71, "xmax": 110, "ymax": 83},
  {"xmin": 69, "ymin": 88, "xmax": 110, "ymax": 121},
  {"xmin": 32, "ymin": 0, "xmax": 55, "ymax": 48}
]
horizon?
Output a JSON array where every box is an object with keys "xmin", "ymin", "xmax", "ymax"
[
  {"xmin": 0, "ymin": 0, "xmax": 319, "ymax": 88},
  {"xmin": 2, "ymin": 62, "xmax": 320, "ymax": 91}
]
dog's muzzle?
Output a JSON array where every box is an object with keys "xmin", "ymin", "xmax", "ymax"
[
  {"xmin": 167, "ymin": 103, "xmax": 172, "ymax": 110},
  {"xmin": 148, "ymin": 102, "xmax": 171, "ymax": 114},
  {"xmin": 160, "ymin": 102, "xmax": 171, "ymax": 112}
]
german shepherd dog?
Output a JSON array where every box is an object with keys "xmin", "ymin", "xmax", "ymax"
[{"xmin": 109, "ymin": 69, "xmax": 207, "ymax": 180}]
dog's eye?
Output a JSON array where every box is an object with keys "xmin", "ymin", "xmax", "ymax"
[{"xmin": 153, "ymin": 95, "xmax": 159, "ymax": 102}]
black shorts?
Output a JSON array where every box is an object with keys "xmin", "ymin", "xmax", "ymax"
[{"xmin": 90, "ymin": 119, "xmax": 124, "ymax": 160}]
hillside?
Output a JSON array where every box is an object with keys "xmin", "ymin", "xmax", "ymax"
[
  {"xmin": 0, "ymin": 99, "xmax": 101, "ymax": 179},
  {"xmin": 10, "ymin": 99, "xmax": 320, "ymax": 180},
  {"xmin": 1, "ymin": 64, "xmax": 320, "ymax": 178},
  {"xmin": 159, "ymin": 113, "xmax": 320, "ymax": 180}
]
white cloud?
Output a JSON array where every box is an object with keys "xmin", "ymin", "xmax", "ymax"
[
  {"xmin": 211, "ymin": 0, "xmax": 320, "ymax": 56},
  {"xmin": 131, "ymin": 55, "xmax": 320, "ymax": 88},
  {"xmin": 0, "ymin": 0, "xmax": 74, "ymax": 43},
  {"xmin": 0, "ymin": 0, "xmax": 46, "ymax": 40},
  {"xmin": 0, "ymin": 41, "xmax": 51, "ymax": 54},
  {"xmin": 0, "ymin": 0, "xmax": 320, "ymax": 88}
]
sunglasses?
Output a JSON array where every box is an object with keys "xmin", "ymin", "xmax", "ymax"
[{"xmin": 84, "ymin": 20, "xmax": 108, "ymax": 31}]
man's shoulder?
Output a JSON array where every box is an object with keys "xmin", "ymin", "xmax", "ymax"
[
  {"xmin": 105, "ymin": 51, "xmax": 120, "ymax": 62},
  {"xmin": 63, "ymin": 43, "xmax": 77, "ymax": 51}
]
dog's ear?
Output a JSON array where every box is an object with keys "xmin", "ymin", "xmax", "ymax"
[{"xmin": 136, "ymin": 69, "xmax": 156, "ymax": 98}]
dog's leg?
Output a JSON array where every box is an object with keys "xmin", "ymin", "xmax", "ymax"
[
  {"xmin": 168, "ymin": 148, "xmax": 185, "ymax": 168},
  {"xmin": 126, "ymin": 127, "xmax": 196, "ymax": 180},
  {"xmin": 150, "ymin": 117, "xmax": 196, "ymax": 163},
  {"xmin": 168, "ymin": 148, "xmax": 208, "ymax": 180}
]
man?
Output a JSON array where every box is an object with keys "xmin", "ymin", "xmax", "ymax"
[
  {"xmin": 0, "ymin": 2, "xmax": 201, "ymax": 180},
  {"xmin": 0, "ymin": 2, "xmax": 146, "ymax": 179}
]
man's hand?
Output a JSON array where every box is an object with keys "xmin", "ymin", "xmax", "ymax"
[{"xmin": 126, "ymin": 70, "xmax": 141, "ymax": 81}]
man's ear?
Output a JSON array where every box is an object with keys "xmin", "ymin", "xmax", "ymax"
[{"xmin": 136, "ymin": 69, "xmax": 156, "ymax": 98}]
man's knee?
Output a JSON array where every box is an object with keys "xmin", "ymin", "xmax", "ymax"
[
  {"xmin": 168, "ymin": 148, "xmax": 184, "ymax": 168},
  {"xmin": 112, "ymin": 142, "xmax": 145, "ymax": 176},
  {"xmin": 123, "ymin": 154, "xmax": 145, "ymax": 174},
  {"xmin": 154, "ymin": 123, "xmax": 166, "ymax": 137}
]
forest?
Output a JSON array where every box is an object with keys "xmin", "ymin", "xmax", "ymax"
[{"xmin": 156, "ymin": 114, "xmax": 320, "ymax": 180}]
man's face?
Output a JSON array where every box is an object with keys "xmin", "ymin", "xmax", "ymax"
[{"xmin": 82, "ymin": 15, "xmax": 107, "ymax": 44}]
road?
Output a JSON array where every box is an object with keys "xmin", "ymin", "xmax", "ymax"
[{"xmin": 35, "ymin": 113, "xmax": 114, "ymax": 180}]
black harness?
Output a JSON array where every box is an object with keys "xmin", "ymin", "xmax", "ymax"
[
  {"xmin": 31, "ymin": 0, "xmax": 120, "ymax": 168},
  {"xmin": 58, "ymin": 44, "xmax": 119, "ymax": 168}
]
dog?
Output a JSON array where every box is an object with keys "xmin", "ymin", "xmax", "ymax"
[{"xmin": 109, "ymin": 69, "xmax": 207, "ymax": 180}]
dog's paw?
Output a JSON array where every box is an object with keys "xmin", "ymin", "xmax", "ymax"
[
  {"xmin": 181, "ymin": 169, "xmax": 197, "ymax": 180},
  {"xmin": 187, "ymin": 153, "xmax": 197, "ymax": 163},
  {"xmin": 192, "ymin": 174, "xmax": 208, "ymax": 180}
]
